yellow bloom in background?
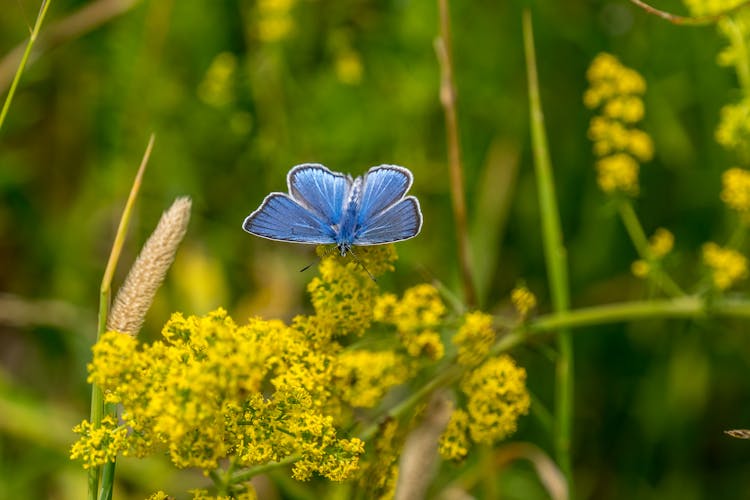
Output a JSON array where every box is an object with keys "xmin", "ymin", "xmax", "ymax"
[
  {"xmin": 453, "ymin": 312, "xmax": 495, "ymax": 367},
  {"xmin": 461, "ymin": 356, "xmax": 530, "ymax": 444},
  {"xmin": 585, "ymin": 52, "xmax": 652, "ymax": 196},
  {"xmin": 702, "ymin": 242, "xmax": 748, "ymax": 290},
  {"xmin": 335, "ymin": 50, "xmax": 363, "ymax": 85},
  {"xmin": 585, "ymin": 53, "xmax": 646, "ymax": 107},
  {"xmin": 715, "ymin": 100, "xmax": 750, "ymax": 151},
  {"xmin": 438, "ymin": 409, "xmax": 470, "ymax": 461},
  {"xmin": 683, "ymin": 0, "xmax": 745, "ymax": 16},
  {"xmin": 603, "ymin": 95, "xmax": 645, "ymax": 123},
  {"xmin": 649, "ymin": 228, "xmax": 674, "ymax": 258},
  {"xmin": 511, "ymin": 286, "xmax": 537, "ymax": 319},
  {"xmin": 595, "ymin": 154, "xmax": 640, "ymax": 194},
  {"xmin": 257, "ymin": 0, "xmax": 296, "ymax": 42},
  {"xmin": 631, "ymin": 259, "xmax": 650, "ymax": 278},
  {"xmin": 627, "ymin": 129, "xmax": 654, "ymax": 162},
  {"xmin": 721, "ymin": 167, "xmax": 750, "ymax": 212},
  {"xmin": 197, "ymin": 52, "xmax": 237, "ymax": 108},
  {"xmin": 358, "ymin": 419, "xmax": 402, "ymax": 498},
  {"xmin": 632, "ymin": 228, "xmax": 673, "ymax": 280}
]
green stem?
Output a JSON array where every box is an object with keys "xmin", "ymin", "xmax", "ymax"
[
  {"xmin": 629, "ymin": 0, "xmax": 750, "ymax": 26},
  {"xmin": 618, "ymin": 200, "xmax": 685, "ymax": 297},
  {"xmin": 88, "ymin": 135, "xmax": 154, "ymax": 500},
  {"xmin": 360, "ymin": 363, "xmax": 462, "ymax": 442},
  {"xmin": 522, "ymin": 10, "xmax": 574, "ymax": 495},
  {"xmin": 229, "ymin": 456, "xmax": 299, "ymax": 485},
  {"xmin": 436, "ymin": 0, "xmax": 478, "ymax": 308},
  {"xmin": 492, "ymin": 294, "xmax": 750, "ymax": 355},
  {"xmin": 0, "ymin": 0, "xmax": 52, "ymax": 132}
]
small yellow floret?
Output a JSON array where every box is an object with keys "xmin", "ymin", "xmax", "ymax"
[
  {"xmin": 702, "ymin": 242, "xmax": 748, "ymax": 290},
  {"xmin": 628, "ymin": 129, "xmax": 654, "ymax": 162},
  {"xmin": 438, "ymin": 409, "xmax": 470, "ymax": 461},
  {"xmin": 721, "ymin": 167, "xmax": 750, "ymax": 212},
  {"xmin": 334, "ymin": 350, "xmax": 411, "ymax": 407},
  {"xmin": 511, "ymin": 286, "xmax": 537, "ymax": 319},
  {"xmin": 631, "ymin": 259, "xmax": 650, "ymax": 278},
  {"xmin": 596, "ymin": 154, "xmax": 640, "ymax": 194},
  {"xmin": 335, "ymin": 51, "xmax": 363, "ymax": 85},
  {"xmin": 374, "ymin": 283, "xmax": 446, "ymax": 360},
  {"xmin": 716, "ymin": 100, "xmax": 750, "ymax": 150},
  {"xmin": 684, "ymin": 0, "xmax": 745, "ymax": 16},
  {"xmin": 649, "ymin": 228, "xmax": 674, "ymax": 258},
  {"xmin": 453, "ymin": 312, "xmax": 495, "ymax": 367}
]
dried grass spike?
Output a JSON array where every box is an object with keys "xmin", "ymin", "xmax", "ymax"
[{"xmin": 107, "ymin": 197, "xmax": 192, "ymax": 336}]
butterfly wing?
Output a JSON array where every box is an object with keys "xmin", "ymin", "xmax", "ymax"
[
  {"xmin": 242, "ymin": 193, "xmax": 337, "ymax": 244},
  {"xmin": 357, "ymin": 165, "xmax": 413, "ymax": 224},
  {"xmin": 354, "ymin": 196, "xmax": 423, "ymax": 245},
  {"xmin": 288, "ymin": 164, "xmax": 351, "ymax": 225}
]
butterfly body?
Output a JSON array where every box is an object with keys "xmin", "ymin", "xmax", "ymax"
[{"xmin": 243, "ymin": 164, "xmax": 422, "ymax": 255}]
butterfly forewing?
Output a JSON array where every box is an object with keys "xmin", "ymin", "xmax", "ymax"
[
  {"xmin": 355, "ymin": 196, "xmax": 422, "ymax": 245},
  {"xmin": 357, "ymin": 166, "xmax": 413, "ymax": 224},
  {"xmin": 288, "ymin": 164, "xmax": 351, "ymax": 225},
  {"xmin": 243, "ymin": 193, "xmax": 336, "ymax": 244}
]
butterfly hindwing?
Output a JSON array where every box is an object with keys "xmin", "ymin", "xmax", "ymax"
[
  {"xmin": 357, "ymin": 165, "xmax": 413, "ymax": 225},
  {"xmin": 242, "ymin": 193, "xmax": 336, "ymax": 244},
  {"xmin": 354, "ymin": 196, "xmax": 422, "ymax": 245},
  {"xmin": 288, "ymin": 164, "xmax": 350, "ymax": 225}
]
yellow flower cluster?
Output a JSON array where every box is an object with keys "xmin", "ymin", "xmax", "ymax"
[
  {"xmin": 374, "ymin": 283, "xmax": 446, "ymax": 360},
  {"xmin": 439, "ymin": 355, "xmax": 530, "ymax": 460},
  {"xmin": 588, "ymin": 120, "xmax": 653, "ymax": 161},
  {"xmin": 683, "ymin": 0, "xmax": 745, "ymax": 16},
  {"xmin": 70, "ymin": 416, "xmax": 128, "ymax": 468},
  {"xmin": 358, "ymin": 419, "xmax": 402, "ymax": 499},
  {"xmin": 72, "ymin": 309, "xmax": 365, "ymax": 480},
  {"xmin": 438, "ymin": 409, "xmax": 470, "ymax": 461},
  {"xmin": 632, "ymin": 228, "xmax": 675, "ymax": 278},
  {"xmin": 702, "ymin": 242, "xmax": 748, "ymax": 290},
  {"xmin": 304, "ymin": 245, "xmax": 396, "ymax": 342},
  {"xmin": 183, "ymin": 490, "xmax": 257, "ymax": 500},
  {"xmin": 715, "ymin": 100, "xmax": 750, "ymax": 152},
  {"xmin": 510, "ymin": 286, "xmax": 537, "ymax": 319},
  {"xmin": 329, "ymin": 30, "xmax": 364, "ymax": 85},
  {"xmin": 334, "ymin": 350, "xmax": 411, "ymax": 408},
  {"xmin": 452, "ymin": 312, "xmax": 495, "ymax": 367},
  {"xmin": 198, "ymin": 52, "xmax": 237, "ymax": 108},
  {"xmin": 257, "ymin": 0, "xmax": 296, "ymax": 42},
  {"xmin": 336, "ymin": 50, "xmax": 363, "ymax": 85},
  {"xmin": 585, "ymin": 53, "xmax": 653, "ymax": 195},
  {"xmin": 649, "ymin": 228, "xmax": 675, "ymax": 258},
  {"xmin": 721, "ymin": 167, "xmax": 750, "ymax": 213},
  {"xmin": 74, "ymin": 245, "xmax": 531, "ymax": 494}
]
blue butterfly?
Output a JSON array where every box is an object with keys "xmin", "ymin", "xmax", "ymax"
[{"xmin": 242, "ymin": 163, "xmax": 423, "ymax": 256}]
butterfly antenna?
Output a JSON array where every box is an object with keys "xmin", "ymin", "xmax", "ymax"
[
  {"xmin": 299, "ymin": 245, "xmax": 337, "ymax": 273},
  {"xmin": 348, "ymin": 248, "xmax": 377, "ymax": 282}
]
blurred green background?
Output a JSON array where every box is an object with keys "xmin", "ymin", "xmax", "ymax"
[{"xmin": 2, "ymin": 0, "xmax": 750, "ymax": 498}]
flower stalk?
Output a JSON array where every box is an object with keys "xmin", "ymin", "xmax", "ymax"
[{"xmin": 523, "ymin": 10, "xmax": 574, "ymax": 494}]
